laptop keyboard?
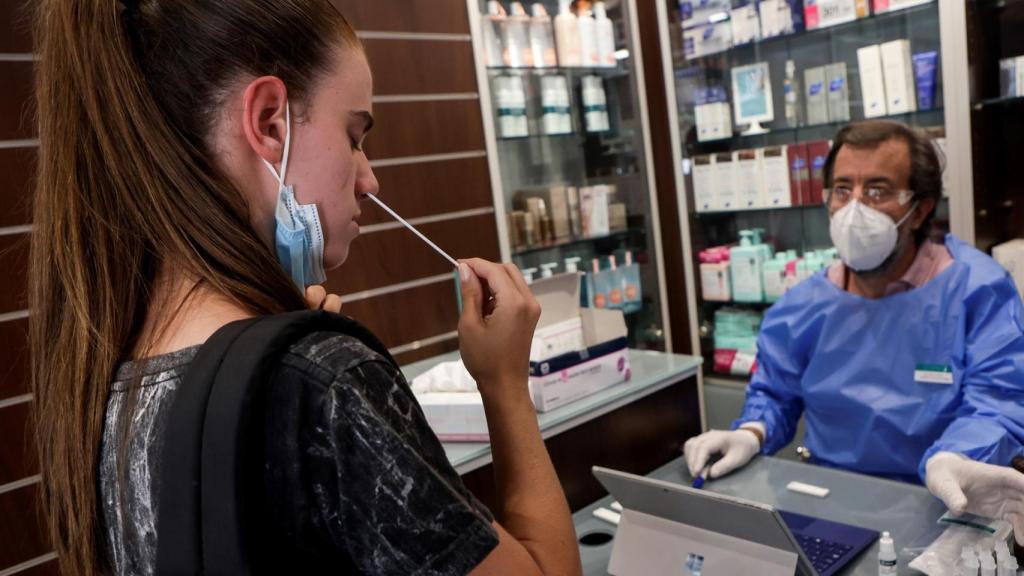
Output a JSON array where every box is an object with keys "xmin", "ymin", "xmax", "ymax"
[{"xmin": 794, "ymin": 533, "xmax": 854, "ymax": 573}]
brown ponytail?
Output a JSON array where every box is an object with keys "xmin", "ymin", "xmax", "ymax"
[{"xmin": 29, "ymin": 1, "xmax": 358, "ymax": 573}]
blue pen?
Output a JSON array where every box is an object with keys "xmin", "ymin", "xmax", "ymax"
[
  {"xmin": 691, "ymin": 463, "xmax": 712, "ymax": 489},
  {"xmin": 691, "ymin": 453, "xmax": 722, "ymax": 489}
]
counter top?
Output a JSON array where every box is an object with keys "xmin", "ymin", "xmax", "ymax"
[
  {"xmin": 573, "ymin": 456, "xmax": 947, "ymax": 575},
  {"xmin": 402, "ymin": 349, "xmax": 703, "ymax": 475}
]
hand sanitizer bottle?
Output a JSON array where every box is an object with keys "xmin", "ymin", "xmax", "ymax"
[
  {"xmin": 529, "ymin": 3, "xmax": 558, "ymax": 68},
  {"xmin": 576, "ymin": 5, "xmax": 599, "ymax": 68}
]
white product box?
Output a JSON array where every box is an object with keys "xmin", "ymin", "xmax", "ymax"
[
  {"xmin": 679, "ymin": 0, "xmax": 733, "ymax": 28},
  {"xmin": 881, "ymin": 39, "xmax": 918, "ymax": 114},
  {"xmin": 993, "ymin": 239, "xmax": 1024, "ymax": 301},
  {"xmin": 858, "ymin": 45, "xmax": 889, "ymax": 118},
  {"xmin": 734, "ymin": 149, "xmax": 763, "ymax": 209},
  {"xmin": 804, "ymin": 66, "xmax": 829, "ymax": 125},
  {"xmin": 695, "ymin": 102, "xmax": 733, "ymax": 141},
  {"xmin": 826, "ymin": 62, "xmax": 850, "ymax": 122},
  {"xmin": 1017, "ymin": 56, "xmax": 1024, "ymax": 97},
  {"xmin": 692, "ymin": 154, "xmax": 717, "ymax": 212},
  {"xmin": 1000, "ymin": 57, "xmax": 1018, "ymax": 98},
  {"xmin": 730, "ymin": 3, "xmax": 761, "ymax": 45},
  {"xmin": 761, "ymin": 145, "xmax": 792, "ymax": 208},
  {"xmin": 416, "ymin": 392, "xmax": 489, "ymax": 442},
  {"xmin": 804, "ymin": 0, "xmax": 861, "ymax": 29},
  {"xmin": 714, "ymin": 152, "xmax": 737, "ymax": 210},
  {"xmin": 528, "ymin": 273, "xmax": 630, "ymax": 412},
  {"xmin": 580, "ymin": 185, "xmax": 611, "ymax": 237},
  {"xmin": 683, "ymin": 22, "xmax": 732, "ymax": 59},
  {"xmin": 530, "ymin": 316, "xmax": 585, "ymax": 362}
]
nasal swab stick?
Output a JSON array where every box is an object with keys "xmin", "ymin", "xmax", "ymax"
[{"xmin": 367, "ymin": 194, "xmax": 459, "ymax": 269}]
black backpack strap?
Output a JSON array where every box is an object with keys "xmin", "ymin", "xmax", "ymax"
[{"xmin": 156, "ymin": 310, "xmax": 397, "ymax": 575}]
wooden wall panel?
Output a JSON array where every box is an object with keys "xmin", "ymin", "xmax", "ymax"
[
  {"xmin": 0, "ymin": 62, "xmax": 34, "ymax": 141},
  {"xmin": 328, "ymin": 213, "xmax": 500, "ymax": 294},
  {"xmin": 363, "ymin": 39, "xmax": 477, "ymax": 95},
  {"xmin": 0, "ymin": 484, "xmax": 49, "ymax": 569},
  {"xmin": 332, "ymin": 0, "xmax": 471, "ymax": 34},
  {"xmin": 0, "ymin": 402, "xmax": 34, "ymax": 486},
  {"xmin": 0, "ymin": 0, "xmax": 32, "ymax": 53},
  {"xmin": 0, "ymin": 316, "xmax": 29, "ymax": 399},
  {"xmin": 362, "ymin": 156, "xmax": 492, "ymax": 225},
  {"xmin": 0, "ymin": 233, "xmax": 28, "ymax": 314},
  {"xmin": 0, "ymin": 146, "xmax": 35, "ymax": 228},
  {"xmin": 343, "ymin": 278, "xmax": 459, "ymax": 349},
  {"xmin": 364, "ymin": 99, "xmax": 485, "ymax": 160}
]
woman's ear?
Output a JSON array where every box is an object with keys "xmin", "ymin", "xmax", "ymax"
[{"xmin": 241, "ymin": 77, "xmax": 289, "ymax": 171}]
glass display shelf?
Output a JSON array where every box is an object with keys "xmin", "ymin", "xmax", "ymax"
[
  {"xmin": 973, "ymin": 95, "xmax": 1024, "ymax": 110},
  {"xmin": 689, "ymin": 108, "xmax": 945, "ymax": 155},
  {"xmin": 486, "ymin": 65, "xmax": 632, "ymax": 79},
  {"xmin": 476, "ymin": 0, "xmax": 670, "ymax": 351},
  {"xmin": 660, "ymin": 0, "xmax": 948, "ymax": 384},
  {"xmin": 511, "ymin": 227, "xmax": 642, "ymax": 258},
  {"xmin": 672, "ymin": 0, "xmax": 937, "ymax": 67}
]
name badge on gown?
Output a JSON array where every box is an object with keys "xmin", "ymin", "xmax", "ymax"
[{"xmin": 914, "ymin": 363, "xmax": 954, "ymax": 385}]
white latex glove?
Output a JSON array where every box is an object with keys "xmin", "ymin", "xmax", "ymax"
[
  {"xmin": 683, "ymin": 429, "xmax": 761, "ymax": 480},
  {"xmin": 925, "ymin": 451, "xmax": 1024, "ymax": 545}
]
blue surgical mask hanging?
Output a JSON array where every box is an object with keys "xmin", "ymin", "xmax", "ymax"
[{"xmin": 262, "ymin": 102, "xmax": 327, "ymax": 289}]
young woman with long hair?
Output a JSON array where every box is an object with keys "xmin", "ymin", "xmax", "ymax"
[{"xmin": 29, "ymin": 1, "xmax": 581, "ymax": 574}]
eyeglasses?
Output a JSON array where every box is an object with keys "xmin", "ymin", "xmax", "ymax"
[{"xmin": 824, "ymin": 185, "xmax": 914, "ymax": 209}]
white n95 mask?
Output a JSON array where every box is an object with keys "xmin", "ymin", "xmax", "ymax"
[
  {"xmin": 829, "ymin": 200, "xmax": 917, "ymax": 272},
  {"xmin": 263, "ymin": 102, "xmax": 326, "ymax": 289}
]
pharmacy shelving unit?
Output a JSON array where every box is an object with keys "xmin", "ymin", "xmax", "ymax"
[
  {"xmin": 653, "ymin": 0, "xmax": 974, "ymax": 426},
  {"xmin": 964, "ymin": 0, "xmax": 1024, "ymax": 253},
  {"xmin": 467, "ymin": 0, "xmax": 674, "ymax": 351}
]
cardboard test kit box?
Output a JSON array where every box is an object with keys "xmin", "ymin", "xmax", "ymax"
[{"xmin": 415, "ymin": 273, "xmax": 631, "ymax": 440}]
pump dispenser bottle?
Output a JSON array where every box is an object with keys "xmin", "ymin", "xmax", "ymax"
[
  {"xmin": 529, "ymin": 3, "xmax": 558, "ymax": 67},
  {"xmin": 505, "ymin": 2, "xmax": 533, "ymax": 67},
  {"xmin": 554, "ymin": 0, "xmax": 582, "ymax": 67},
  {"xmin": 482, "ymin": 1, "xmax": 507, "ymax": 68},
  {"xmin": 576, "ymin": 5, "xmax": 599, "ymax": 68},
  {"xmin": 593, "ymin": 2, "xmax": 616, "ymax": 68}
]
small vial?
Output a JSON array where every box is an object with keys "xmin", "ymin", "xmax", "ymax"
[
  {"xmin": 878, "ymin": 532, "xmax": 897, "ymax": 575},
  {"xmin": 982, "ymin": 555, "xmax": 998, "ymax": 576}
]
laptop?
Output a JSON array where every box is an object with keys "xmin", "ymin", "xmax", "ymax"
[{"xmin": 593, "ymin": 466, "xmax": 878, "ymax": 576}]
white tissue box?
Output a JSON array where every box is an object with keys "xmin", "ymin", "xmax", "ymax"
[{"xmin": 415, "ymin": 392, "xmax": 489, "ymax": 442}]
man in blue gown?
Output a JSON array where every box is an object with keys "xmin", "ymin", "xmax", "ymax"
[{"xmin": 685, "ymin": 120, "xmax": 1024, "ymax": 540}]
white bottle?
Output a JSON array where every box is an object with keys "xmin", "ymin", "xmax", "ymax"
[
  {"xmin": 784, "ymin": 60, "xmax": 800, "ymax": 127},
  {"xmin": 541, "ymin": 75, "xmax": 573, "ymax": 135},
  {"xmin": 540, "ymin": 262, "xmax": 559, "ymax": 278},
  {"xmin": 582, "ymin": 75, "xmax": 610, "ymax": 132},
  {"xmin": 554, "ymin": 0, "xmax": 582, "ymax": 67},
  {"xmin": 529, "ymin": 3, "xmax": 558, "ymax": 68},
  {"xmin": 593, "ymin": 2, "xmax": 616, "ymax": 68},
  {"xmin": 522, "ymin": 267, "xmax": 538, "ymax": 284},
  {"xmin": 565, "ymin": 256, "xmax": 582, "ymax": 273},
  {"xmin": 981, "ymin": 555, "xmax": 997, "ymax": 576},
  {"xmin": 504, "ymin": 2, "xmax": 533, "ymax": 68},
  {"xmin": 495, "ymin": 76, "xmax": 529, "ymax": 138},
  {"xmin": 878, "ymin": 531, "xmax": 897, "ymax": 576},
  {"xmin": 576, "ymin": 6, "xmax": 599, "ymax": 68},
  {"xmin": 482, "ymin": 1, "xmax": 507, "ymax": 68}
]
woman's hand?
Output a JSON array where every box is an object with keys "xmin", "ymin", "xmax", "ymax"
[
  {"xmin": 457, "ymin": 259, "xmax": 541, "ymax": 396},
  {"xmin": 305, "ymin": 285, "xmax": 342, "ymax": 313}
]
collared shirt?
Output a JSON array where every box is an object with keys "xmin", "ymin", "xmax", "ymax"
[{"xmin": 827, "ymin": 240, "xmax": 955, "ymax": 296}]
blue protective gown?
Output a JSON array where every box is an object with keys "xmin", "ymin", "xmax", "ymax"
[{"xmin": 733, "ymin": 234, "xmax": 1024, "ymax": 484}]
